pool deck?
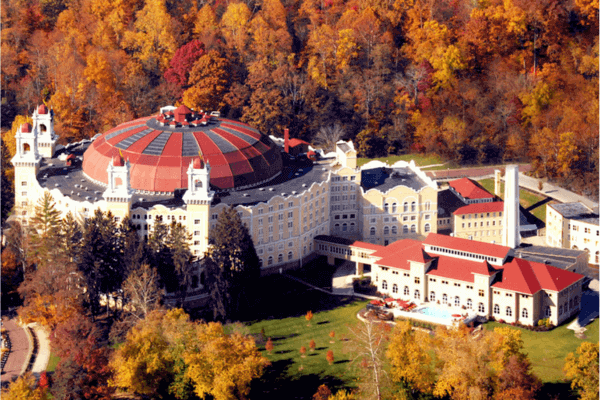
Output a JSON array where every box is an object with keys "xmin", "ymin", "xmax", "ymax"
[{"xmin": 387, "ymin": 304, "xmax": 478, "ymax": 327}]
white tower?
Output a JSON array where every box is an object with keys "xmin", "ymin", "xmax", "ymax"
[
  {"xmin": 183, "ymin": 157, "xmax": 214, "ymax": 205},
  {"xmin": 32, "ymin": 104, "xmax": 58, "ymax": 158},
  {"xmin": 502, "ymin": 165, "xmax": 520, "ymax": 248},
  {"xmin": 103, "ymin": 154, "xmax": 133, "ymax": 220},
  {"xmin": 11, "ymin": 122, "xmax": 42, "ymax": 220}
]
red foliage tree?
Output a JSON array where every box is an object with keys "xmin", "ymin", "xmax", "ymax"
[
  {"xmin": 309, "ymin": 339, "xmax": 316, "ymax": 352},
  {"xmin": 326, "ymin": 350, "xmax": 334, "ymax": 365},
  {"xmin": 164, "ymin": 40, "xmax": 206, "ymax": 95},
  {"xmin": 313, "ymin": 384, "xmax": 332, "ymax": 400},
  {"xmin": 305, "ymin": 310, "xmax": 313, "ymax": 326},
  {"xmin": 38, "ymin": 371, "xmax": 50, "ymax": 389},
  {"xmin": 265, "ymin": 337, "xmax": 274, "ymax": 354},
  {"xmin": 300, "ymin": 346, "xmax": 307, "ymax": 357}
]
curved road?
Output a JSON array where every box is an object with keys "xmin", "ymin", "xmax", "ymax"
[{"xmin": 1, "ymin": 318, "xmax": 29, "ymax": 386}]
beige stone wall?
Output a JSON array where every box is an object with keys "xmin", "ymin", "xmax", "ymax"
[{"xmin": 453, "ymin": 211, "xmax": 503, "ymax": 244}]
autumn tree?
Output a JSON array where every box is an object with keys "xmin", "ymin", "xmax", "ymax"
[
  {"xmin": 1, "ymin": 136, "xmax": 15, "ymax": 225},
  {"xmin": 182, "ymin": 50, "xmax": 231, "ymax": 112},
  {"xmin": 204, "ymin": 206, "xmax": 260, "ymax": 322},
  {"xmin": 111, "ymin": 308, "xmax": 268, "ymax": 400},
  {"xmin": 347, "ymin": 319, "xmax": 390, "ymax": 400},
  {"xmin": 314, "ymin": 124, "xmax": 345, "ymax": 153},
  {"xmin": 564, "ymin": 342, "xmax": 599, "ymax": 400},
  {"xmin": 164, "ymin": 40, "xmax": 206, "ymax": 97},
  {"xmin": 1, "ymin": 372, "xmax": 49, "ymax": 400},
  {"xmin": 265, "ymin": 337, "xmax": 274, "ymax": 354}
]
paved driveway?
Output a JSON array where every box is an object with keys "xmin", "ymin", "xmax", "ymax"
[{"xmin": 1, "ymin": 318, "xmax": 29, "ymax": 386}]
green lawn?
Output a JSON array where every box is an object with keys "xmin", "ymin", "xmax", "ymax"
[
  {"xmin": 479, "ymin": 178, "xmax": 549, "ymax": 223},
  {"xmin": 357, "ymin": 154, "xmax": 446, "ymax": 168},
  {"xmin": 243, "ymin": 274, "xmax": 368, "ymax": 399},
  {"xmin": 46, "ymin": 352, "xmax": 60, "ymax": 372},
  {"xmin": 484, "ymin": 317, "xmax": 599, "ymax": 383}
]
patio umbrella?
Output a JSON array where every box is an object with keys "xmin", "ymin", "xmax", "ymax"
[{"xmin": 385, "ymin": 298, "xmax": 395, "ymax": 302}]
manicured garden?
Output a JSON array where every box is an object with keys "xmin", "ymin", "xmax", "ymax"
[{"xmin": 243, "ymin": 274, "xmax": 368, "ymax": 399}]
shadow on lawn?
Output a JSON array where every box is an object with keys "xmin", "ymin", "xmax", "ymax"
[
  {"xmin": 317, "ymin": 320, "xmax": 330, "ymax": 325},
  {"xmin": 241, "ymin": 275, "xmax": 361, "ymax": 324},
  {"xmin": 538, "ymin": 382, "xmax": 578, "ymax": 400},
  {"xmin": 250, "ymin": 359, "xmax": 347, "ymax": 400}
]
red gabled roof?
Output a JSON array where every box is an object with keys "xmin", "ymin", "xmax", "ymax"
[
  {"xmin": 371, "ymin": 239, "xmax": 422, "ymax": 259},
  {"xmin": 454, "ymin": 201, "xmax": 504, "ymax": 216},
  {"xmin": 288, "ymin": 138, "xmax": 309, "ymax": 147},
  {"xmin": 423, "ymin": 233, "xmax": 511, "ymax": 259},
  {"xmin": 530, "ymin": 262, "xmax": 584, "ymax": 292},
  {"xmin": 426, "ymin": 256, "xmax": 485, "ymax": 283},
  {"xmin": 450, "ymin": 178, "xmax": 494, "ymax": 200},
  {"xmin": 492, "ymin": 258, "xmax": 542, "ymax": 294}
]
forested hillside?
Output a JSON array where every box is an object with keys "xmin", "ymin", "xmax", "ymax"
[{"xmin": 2, "ymin": 0, "xmax": 598, "ymax": 196}]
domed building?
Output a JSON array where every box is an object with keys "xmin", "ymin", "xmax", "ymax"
[{"xmin": 12, "ymin": 105, "xmax": 440, "ymax": 302}]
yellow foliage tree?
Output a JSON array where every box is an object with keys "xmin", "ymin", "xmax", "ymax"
[
  {"xmin": 182, "ymin": 50, "xmax": 231, "ymax": 112},
  {"xmin": 221, "ymin": 2, "xmax": 252, "ymax": 53},
  {"xmin": 0, "ymin": 372, "xmax": 49, "ymax": 400},
  {"xmin": 4, "ymin": 115, "xmax": 32, "ymax": 158},
  {"xmin": 564, "ymin": 342, "xmax": 599, "ymax": 400}
]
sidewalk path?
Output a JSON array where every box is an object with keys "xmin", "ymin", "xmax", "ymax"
[
  {"xmin": 331, "ymin": 261, "xmax": 356, "ymax": 296},
  {"xmin": 516, "ymin": 173, "xmax": 598, "ymax": 209},
  {"xmin": 29, "ymin": 324, "xmax": 50, "ymax": 376},
  {"xmin": 1, "ymin": 318, "xmax": 30, "ymax": 385}
]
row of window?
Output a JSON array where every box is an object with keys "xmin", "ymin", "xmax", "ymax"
[
  {"xmin": 461, "ymin": 220, "xmax": 501, "ymax": 228},
  {"xmin": 332, "ymin": 176, "xmax": 356, "ymax": 182},
  {"xmin": 369, "ymin": 224, "xmax": 431, "ymax": 235},
  {"xmin": 461, "ymin": 212, "xmax": 502, "ymax": 219}
]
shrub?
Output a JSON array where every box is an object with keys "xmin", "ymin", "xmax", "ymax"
[{"xmin": 326, "ymin": 350, "xmax": 334, "ymax": 365}]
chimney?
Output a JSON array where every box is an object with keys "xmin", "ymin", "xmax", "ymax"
[
  {"xmin": 502, "ymin": 165, "xmax": 520, "ymax": 248},
  {"xmin": 284, "ymin": 128, "xmax": 289, "ymax": 153}
]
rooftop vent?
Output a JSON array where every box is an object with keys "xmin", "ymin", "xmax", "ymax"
[
  {"xmin": 269, "ymin": 188, "xmax": 274, "ymax": 191},
  {"xmin": 281, "ymin": 193, "xmax": 286, "ymax": 196},
  {"xmin": 302, "ymin": 184, "xmax": 307, "ymax": 187},
  {"xmin": 292, "ymin": 191, "xmax": 297, "ymax": 194},
  {"xmin": 55, "ymin": 183, "xmax": 60, "ymax": 187},
  {"xmin": 81, "ymin": 179, "xmax": 86, "ymax": 182},
  {"xmin": 259, "ymin": 188, "xmax": 265, "ymax": 191},
  {"xmin": 243, "ymin": 193, "xmax": 249, "ymax": 197}
]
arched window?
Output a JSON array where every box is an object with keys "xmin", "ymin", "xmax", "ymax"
[
  {"xmin": 430, "ymin": 291, "xmax": 436, "ymax": 302},
  {"xmin": 596, "ymin": 251, "xmax": 599, "ymax": 264},
  {"xmin": 424, "ymin": 223, "xmax": 431, "ymax": 232},
  {"xmin": 392, "ymin": 284, "xmax": 398, "ymax": 294},
  {"xmin": 410, "ymin": 225, "xmax": 416, "ymax": 233},
  {"xmin": 350, "ymin": 222, "xmax": 355, "ymax": 231},
  {"xmin": 288, "ymin": 251, "xmax": 293, "ymax": 260},
  {"xmin": 506, "ymin": 306, "xmax": 512, "ymax": 316},
  {"xmin": 342, "ymin": 223, "xmax": 347, "ymax": 231},
  {"xmin": 494, "ymin": 304, "xmax": 500, "ymax": 314},
  {"xmin": 414, "ymin": 290, "xmax": 420, "ymax": 299},
  {"xmin": 442, "ymin": 294, "xmax": 448, "ymax": 304},
  {"xmin": 40, "ymin": 124, "xmax": 47, "ymax": 132},
  {"xmin": 259, "ymin": 258, "xmax": 263, "ymax": 267},
  {"xmin": 391, "ymin": 226, "xmax": 397, "ymax": 235},
  {"xmin": 559, "ymin": 305, "xmax": 563, "ymax": 315},
  {"xmin": 574, "ymin": 295, "xmax": 578, "ymax": 305},
  {"xmin": 545, "ymin": 306, "xmax": 551, "ymax": 317},
  {"xmin": 425, "ymin": 201, "xmax": 431, "ymax": 211},
  {"xmin": 195, "ymin": 180, "xmax": 203, "ymax": 188},
  {"xmin": 384, "ymin": 226, "xmax": 390, "ymax": 235},
  {"xmin": 403, "ymin": 225, "xmax": 409, "ymax": 234},
  {"xmin": 268, "ymin": 256, "xmax": 273, "ymax": 265},
  {"xmin": 403, "ymin": 202, "xmax": 408, "ymax": 212},
  {"xmin": 382, "ymin": 280, "xmax": 388, "ymax": 290},
  {"xmin": 23, "ymin": 143, "xmax": 31, "ymax": 152},
  {"xmin": 278, "ymin": 254, "xmax": 283, "ymax": 263},
  {"xmin": 335, "ymin": 223, "xmax": 340, "ymax": 230},
  {"xmin": 454, "ymin": 296, "xmax": 460, "ymax": 307},
  {"xmin": 522, "ymin": 308, "xmax": 528, "ymax": 318},
  {"xmin": 411, "ymin": 202, "xmax": 416, "ymax": 212},
  {"xmin": 384, "ymin": 203, "xmax": 389, "ymax": 213},
  {"xmin": 392, "ymin": 203, "xmax": 397, "ymax": 213},
  {"xmin": 466, "ymin": 299, "xmax": 472, "ymax": 309},
  {"xmin": 191, "ymin": 275, "xmax": 199, "ymax": 288},
  {"xmin": 370, "ymin": 227, "xmax": 376, "ymax": 236},
  {"xmin": 404, "ymin": 286, "xmax": 409, "ymax": 296},
  {"xmin": 478, "ymin": 303, "xmax": 485, "ymax": 313}
]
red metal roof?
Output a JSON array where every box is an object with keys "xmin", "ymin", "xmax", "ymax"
[
  {"xmin": 288, "ymin": 138, "xmax": 309, "ymax": 147},
  {"xmin": 454, "ymin": 201, "xmax": 504, "ymax": 215},
  {"xmin": 82, "ymin": 114, "xmax": 282, "ymax": 192},
  {"xmin": 426, "ymin": 256, "xmax": 495, "ymax": 283},
  {"xmin": 423, "ymin": 233, "xmax": 511, "ymax": 259},
  {"xmin": 350, "ymin": 241, "xmax": 385, "ymax": 252},
  {"xmin": 450, "ymin": 178, "xmax": 494, "ymax": 200},
  {"xmin": 529, "ymin": 262, "xmax": 584, "ymax": 292}
]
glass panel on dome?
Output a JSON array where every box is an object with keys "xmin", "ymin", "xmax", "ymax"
[
  {"xmin": 181, "ymin": 133, "xmax": 200, "ymax": 157},
  {"xmin": 143, "ymin": 131, "xmax": 172, "ymax": 155},
  {"xmin": 116, "ymin": 128, "xmax": 154, "ymax": 150}
]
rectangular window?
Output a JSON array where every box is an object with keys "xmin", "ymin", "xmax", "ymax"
[
  {"xmin": 194, "ymin": 219, "xmax": 200, "ymax": 224},
  {"xmin": 479, "ymin": 289, "xmax": 485, "ymax": 297},
  {"xmin": 414, "ymin": 277, "xmax": 420, "ymax": 284},
  {"xmin": 22, "ymin": 192, "xmax": 27, "ymax": 196},
  {"xmin": 268, "ymin": 216, "xmax": 273, "ymax": 223},
  {"xmin": 288, "ymin": 221, "xmax": 293, "ymax": 228},
  {"xmin": 194, "ymin": 231, "xmax": 200, "ymax": 236},
  {"xmin": 258, "ymin": 218, "xmax": 263, "ymax": 225},
  {"xmin": 258, "ymin": 209, "xmax": 263, "ymax": 215},
  {"xmin": 279, "ymin": 204, "xmax": 284, "ymax": 210},
  {"xmin": 21, "ymin": 181, "xmax": 27, "ymax": 186}
]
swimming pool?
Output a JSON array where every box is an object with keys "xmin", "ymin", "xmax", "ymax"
[{"xmin": 414, "ymin": 306, "xmax": 454, "ymax": 320}]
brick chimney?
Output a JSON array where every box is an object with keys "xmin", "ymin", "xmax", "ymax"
[{"xmin": 284, "ymin": 128, "xmax": 289, "ymax": 153}]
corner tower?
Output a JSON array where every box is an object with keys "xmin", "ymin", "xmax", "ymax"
[
  {"xmin": 183, "ymin": 157, "xmax": 214, "ymax": 258},
  {"xmin": 103, "ymin": 154, "xmax": 133, "ymax": 221},
  {"xmin": 502, "ymin": 165, "xmax": 520, "ymax": 248},
  {"xmin": 32, "ymin": 104, "xmax": 58, "ymax": 158},
  {"xmin": 11, "ymin": 122, "xmax": 42, "ymax": 221}
]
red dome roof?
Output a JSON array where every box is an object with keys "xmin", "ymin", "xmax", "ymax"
[
  {"xmin": 21, "ymin": 123, "xmax": 32, "ymax": 133},
  {"xmin": 82, "ymin": 112, "xmax": 282, "ymax": 192},
  {"xmin": 113, "ymin": 154, "xmax": 124, "ymax": 166},
  {"xmin": 37, "ymin": 104, "xmax": 49, "ymax": 114}
]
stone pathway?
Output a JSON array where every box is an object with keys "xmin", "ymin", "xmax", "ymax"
[
  {"xmin": 516, "ymin": 173, "xmax": 598, "ymax": 209},
  {"xmin": 1, "ymin": 318, "xmax": 29, "ymax": 386},
  {"xmin": 29, "ymin": 324, "xmax": 50, "ymax": 376}
]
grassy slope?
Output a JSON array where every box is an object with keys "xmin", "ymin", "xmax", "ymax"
[
  {"xmin": 357, "ymin": 154, "xmax": 446, "ymax": 168},
  {"xmin": 244, "ymin": 274, "xmax": 368, "ymax": 399},
  {"xmin": 479, "ymin": 178, "xmax": 549, "ymax": 223},
  {"xmin": 484, "ymin": 317, "xmax": 599, "ymax": 383}
]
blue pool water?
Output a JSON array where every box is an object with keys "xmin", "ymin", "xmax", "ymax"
[{"xmin": 414, "ymin": 307, "xmax": 454, "ymax": 320}]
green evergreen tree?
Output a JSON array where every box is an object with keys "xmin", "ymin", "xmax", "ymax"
[
  {"xmin": 118, "ymin": 215, "xmax": 147, "ymax": 275},
  {"xmin": 166, "ymin": 221, "xmax": 193, "ymax": 307},
  {"xmin": 59, "ymin": 212, "xmax": 82, "ymax": 263},
  {"xmin": 204, "ymin": 206, "xmax": 260, "ymax": 322},
  {"xmin": 28, "ymin": 192, "xmax": 63, "ymax": 269},
  {"xmin": 78, "ymin": 210, "xmax": 121, "ymax": 316}
]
